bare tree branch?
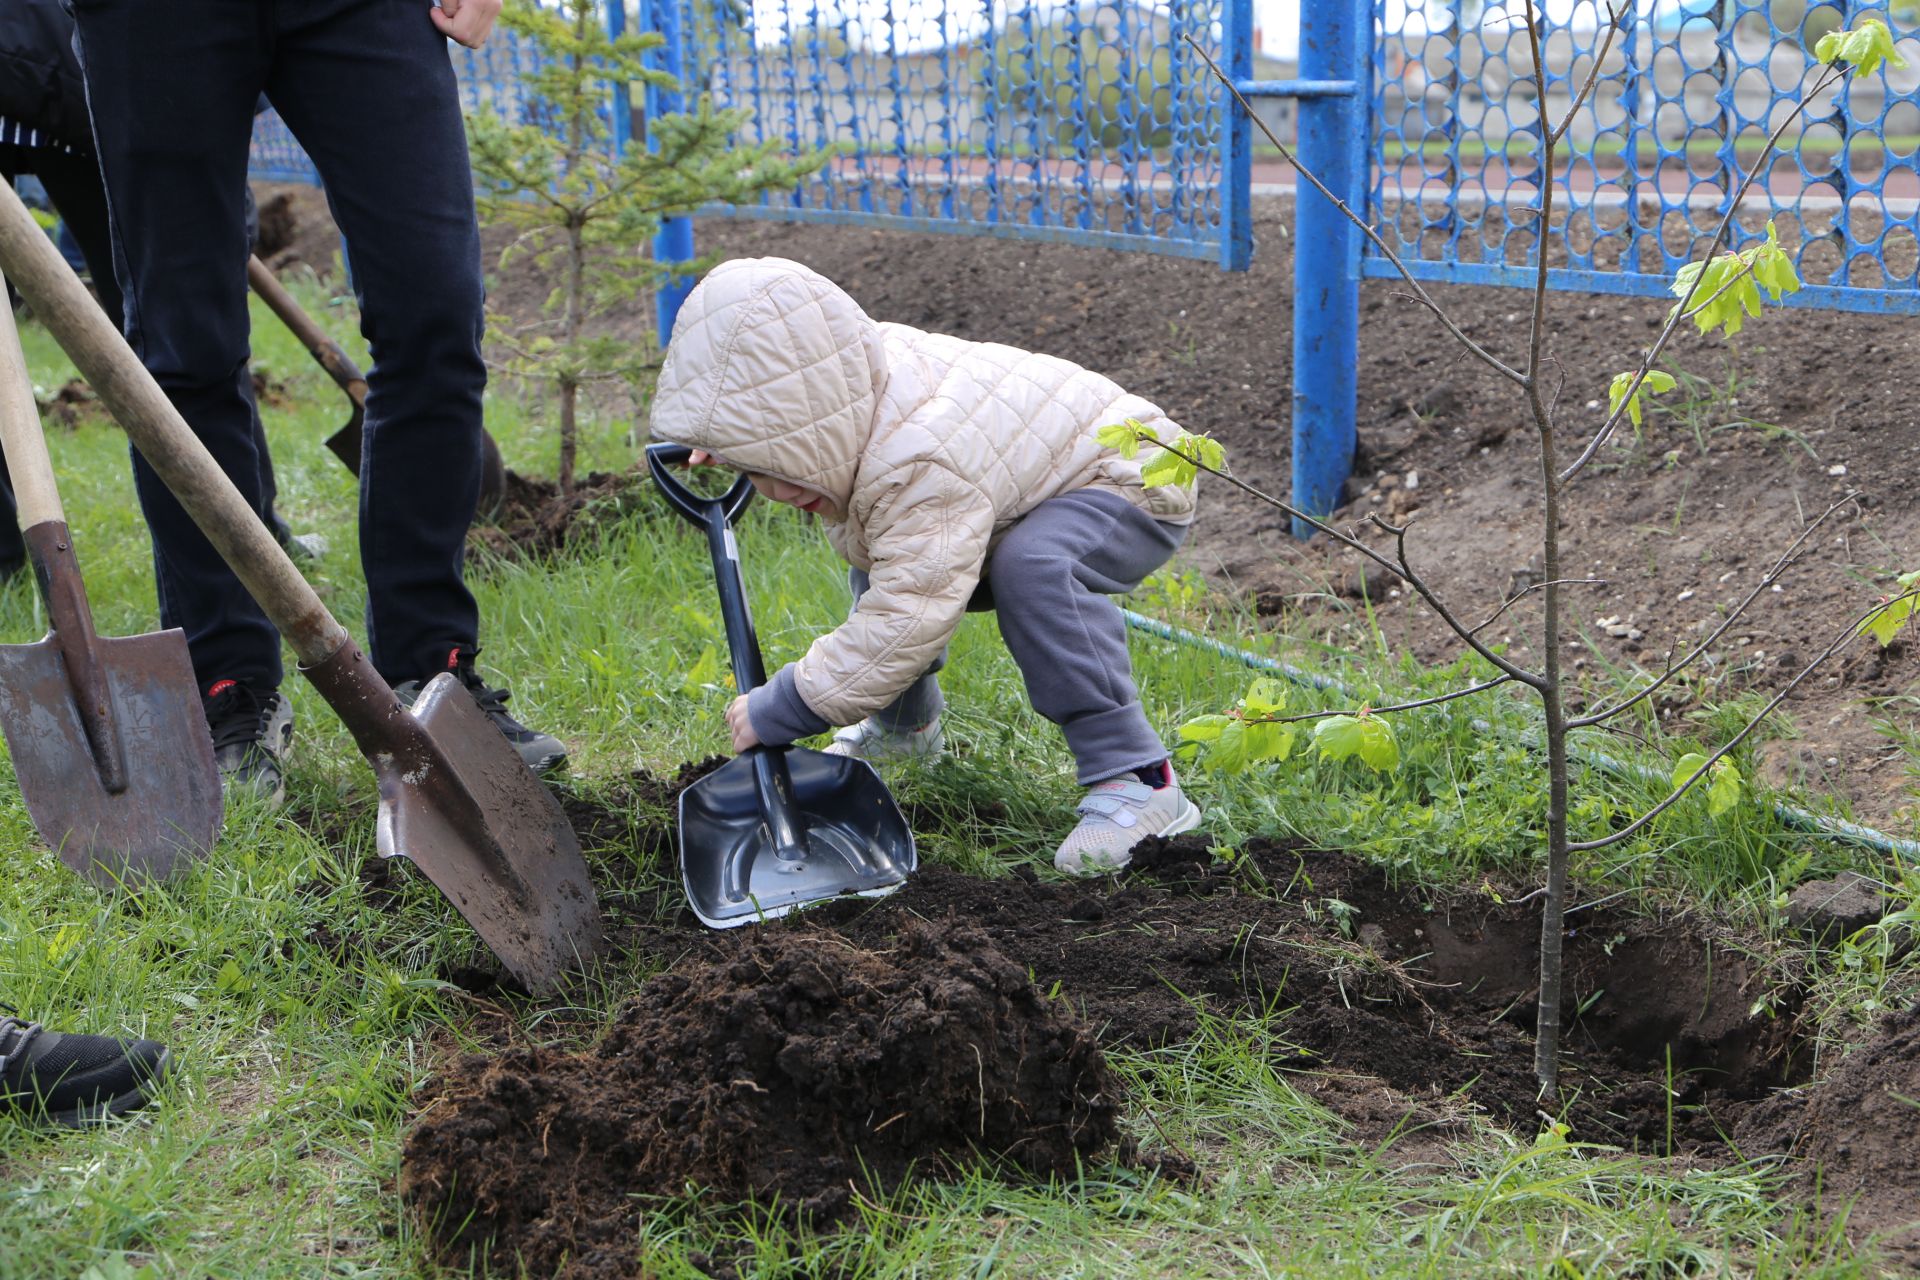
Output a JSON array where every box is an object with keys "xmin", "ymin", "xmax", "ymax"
[
  {"xmin": 1569, "ymin": 494, "xmax": 1858, "ymax": 727},
  {"xmin": 1469, "ymin": 577, "xmax": 1608, "ymax": 639},
  {"xmin": 1523, "ymin": 6, "xmax": 1555, "ymax": 390},
  {"xmin": 1569, "ymin": 588, "xmax": 1920, "ymax": 853},
  {"xmin": 1135, "ymin": 435, "xmax": 1545, "ymax": 687},
  {"xmin": 1549, "ymin": 5, "xmax": 1628, "ymax": 148}
]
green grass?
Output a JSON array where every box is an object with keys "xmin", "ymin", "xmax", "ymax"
[{"xmin": 0, "ymin": 274, "xmax": 1914, "ymax": 1276}]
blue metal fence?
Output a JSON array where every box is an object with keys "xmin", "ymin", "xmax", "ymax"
[
  {"xmin": 249, "ymin": 2, "xmax": 1233, "ymax": 261},
  {"xmin": 1370, "ymin": 1, "xmax": 1920, "ymax": 314},
  {"xmin": 658, "ymin": 0, "xmax": 1232, "ymax": 262}
]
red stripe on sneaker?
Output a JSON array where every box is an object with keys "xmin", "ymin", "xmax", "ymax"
[{"xmin": 207, "ymin": 679, "xmax": 237, "ymax": 698}]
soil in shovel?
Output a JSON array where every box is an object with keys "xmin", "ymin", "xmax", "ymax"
[{"xmin": 401, "ymin": 922, "xmax": 1121, "ymax": 1279}]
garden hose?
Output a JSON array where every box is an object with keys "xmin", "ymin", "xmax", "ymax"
[{"xmin": 1123, "ymin": 609, "xmax": 1920, "ymax": 867}]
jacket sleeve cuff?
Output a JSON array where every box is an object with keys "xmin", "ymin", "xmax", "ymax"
[{"xmin": 746, "ymin": 665, "xmax": 832, "ymax": 746}]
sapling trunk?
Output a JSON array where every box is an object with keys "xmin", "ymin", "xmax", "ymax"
[
  {"xmin": 1533, "ymin": 418, "xmax": 1571, "ymax": 1097},
  {"xmin": 555, "ymin": 17, "xmax": 592, "ymax": 495},
  {"xmin": 558, "ymin": 372, "xmax": 579, "ymax": 495},
  {"xmin": 1522, "ymin": 5, "xmax": 1572, "ymax": 1101},
  {"xmin": 559, "ymin": 215, "xmax": 586, "ymax": 493}
]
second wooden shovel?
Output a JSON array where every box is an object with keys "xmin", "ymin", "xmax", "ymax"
[{"xmin": 0, "ymin": 269, "xmax": 221, "ymax": 885}]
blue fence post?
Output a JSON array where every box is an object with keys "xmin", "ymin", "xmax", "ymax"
[
  {"xmin": 1219, "ymin": 0, "xmax": 1253, "ymax": 270},
  {"xmin": 635, "ymin": 0, "xmax": 696, "ymax": 343},
  {"xmin": 608, "ymin": 1, "xmax": 634, "ymax": 156},
  {"xmin": 1287, "ymin": 0, "xmax": 1366, "ymax": 539}
]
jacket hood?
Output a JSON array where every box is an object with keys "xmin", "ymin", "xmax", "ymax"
[{"xmin": 648, "ymin": 258, "xmax": 889, "ymax": 513}]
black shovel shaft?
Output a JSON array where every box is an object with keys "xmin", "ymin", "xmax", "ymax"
[
  {"xmin": 646, "ymin": 445, "xmax": 765, "ymax": 695},
  {"xmin": 646, "ymin": 444, "xmax": 812, "ymax": 862},
  {"xmin": 703, "ymin": 516, "xmax": 769, "ymax": 694}
]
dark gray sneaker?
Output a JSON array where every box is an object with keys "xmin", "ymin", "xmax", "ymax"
[
  {"xmin": 395, "ymin": 660, "xmax": 567, "ymax": 777},
  {"xmin": 202, "ymin": 679, "xmax": 293, "ymax": 808},
  {"xmin": 0, "ymin": 1013, "xmax": 173, "ymax": 1127}
]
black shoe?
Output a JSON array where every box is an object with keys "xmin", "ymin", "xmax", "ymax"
[
  {"xmin": 0, "ymin": 1014, "xmax": 172, "ymax": 1127},
  {"xmin": 202, "ymin": 679, "xmax": 294, "ymax": 808},
  {"xmin": 395, "ymin": 656, "xmax": 568, "ymax": 776}
]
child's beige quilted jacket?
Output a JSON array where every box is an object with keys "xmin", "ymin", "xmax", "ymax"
[{"xmin": 650, "ymin": 257, "xmax": 1196, "ymax": 728}]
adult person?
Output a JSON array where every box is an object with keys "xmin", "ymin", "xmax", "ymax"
[
  {"xmin": 1, "ymin": 4, "xmax": 315, "ymax": 784},
  {"xmin": 63, "ymin": 0, "xmax": 564, "ymax": 808}
]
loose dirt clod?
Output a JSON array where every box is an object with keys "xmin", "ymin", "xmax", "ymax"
[
  {"xmin": 470, "ymin": 467, "xmax": 650, "ymax": 560},
  {"xmin": 35, "ymin": 377, "xmax": 101, "ymax": 428},
  {"xmin": 401, "ymin": 924, "xmax": 1122, "ymax": 1278}
]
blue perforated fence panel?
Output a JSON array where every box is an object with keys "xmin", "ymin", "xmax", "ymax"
[
  {"xmin": 1370, "ymin": 1, "xmax": 1920, "ymax": 314},
  {"xmin": 670, "ymin": 0, "xmax": 1231, "ymax": 260},
  {"xmin": 247, "ymin": 2, "xmax": 1232, "ymax": 262}
]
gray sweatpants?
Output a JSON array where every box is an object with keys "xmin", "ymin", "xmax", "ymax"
[{"xmin": 852, "ymin": 489, "xmax": 1186, "ymax": 784}]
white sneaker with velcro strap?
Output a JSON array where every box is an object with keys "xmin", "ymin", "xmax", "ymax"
[{"xmin": 1054, "ymin": 775, "xmax": 1202, "ymax": 875}]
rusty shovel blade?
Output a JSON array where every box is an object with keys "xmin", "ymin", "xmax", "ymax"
[
  {"xmin": 307, "ymin": 649, "xmax": 601, "ymax": 993},
  {"xmin": 0, "ymin": 626, "xmax": 221, "ymax": 886}
]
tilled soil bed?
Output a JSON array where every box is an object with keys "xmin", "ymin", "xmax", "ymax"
[{"xmin": 402, "ymin": 923, "xmax": 1121, "ymax": 1278}]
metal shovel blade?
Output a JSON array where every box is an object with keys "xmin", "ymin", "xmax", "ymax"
[
  {"xmin": 0, "ymin": 629, "xmax": 220, "ymax": 886},
  {"xmin": 368, "ymin": 670, "xmax": 601, "ymax": 991},
  {"xmin": 677, "ymin": 747, "xmax": 916, "ymax": 928}
]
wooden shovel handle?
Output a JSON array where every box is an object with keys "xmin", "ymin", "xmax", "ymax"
[
  {"xmin": 0, "ymin": 267, "xmax": 65, "ymax": 528},
  {"xmin": 0, "ymin": 266, "xmax": 131, "ymax": 791},
  {"xmin": 246, "ymin": 256, "xmax": 368, "ymax": 405},
  {"xmin": 0, "ymin": 181, "xmax": 352, "ymax": 668}
]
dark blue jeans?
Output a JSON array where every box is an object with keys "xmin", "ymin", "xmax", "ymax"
[{"xmin": 69, "ymin": 0, "xmax": 487, "ymax": 690}]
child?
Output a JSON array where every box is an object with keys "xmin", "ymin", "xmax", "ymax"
[{"xmin": 652, "ymin": 257, "xmax": 1199, "ymax": 873}]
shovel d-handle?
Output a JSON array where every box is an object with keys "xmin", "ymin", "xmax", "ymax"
[
  {"xmin": 645, "ymin": 443, "xmax": 813, "ymax": 866},
  {"xmin": 645, "ymin": 444, "xmax": 754, "ymax": 528},
  {"xmin": 0, "ymin": 179, "xmax": 353, "ymax": 671},
  {"xmin": 0, "ymin": 267, "xmax": 128, "ymax": 794}
]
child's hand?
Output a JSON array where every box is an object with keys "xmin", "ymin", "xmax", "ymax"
[{"xmin": 725, "ymin": 695, "xmax": 761, "ymax": 752}]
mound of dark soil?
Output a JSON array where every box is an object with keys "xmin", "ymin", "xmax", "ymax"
[
  {"xmin": 402, "ymin": 923, "xmax": 1121, "ymax": 1278},
  {"xmin": 252, "ymin": 190, "xmax": 300, "ymax": 261},
  {"xmin": 549, "ymin": 809, "xmax": 1804, "ymax": 1155},
  {"xmin": 1737, "ymin": 1005, "xmax": 1920, "ymax": 1260},
  {"xmin": 469, "ymin": 467, "xmax": 651, "ymax": 560}
]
